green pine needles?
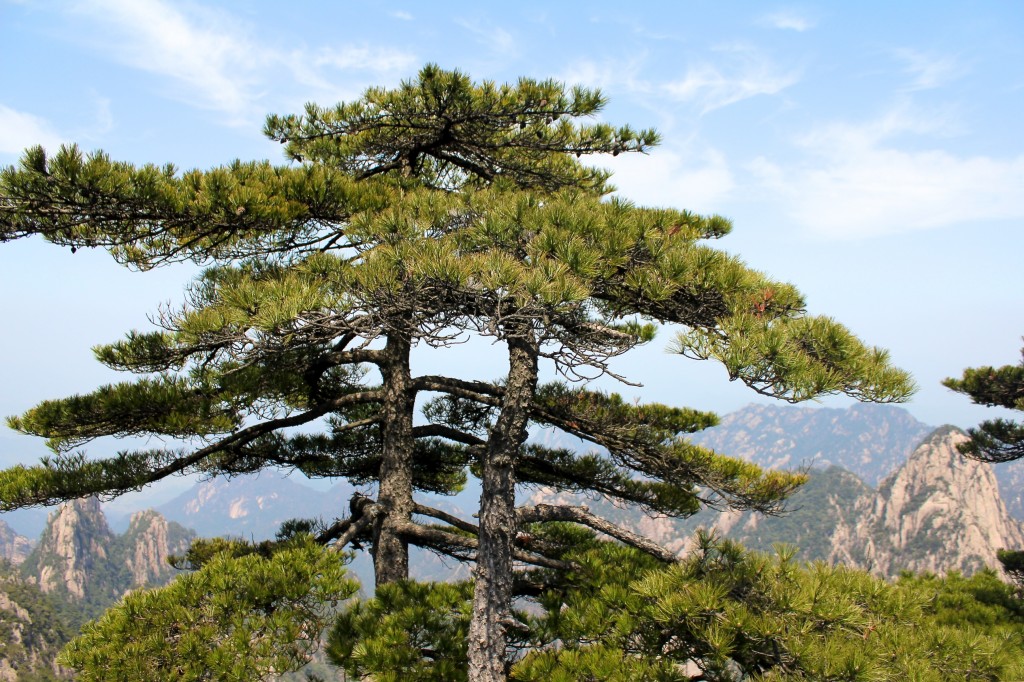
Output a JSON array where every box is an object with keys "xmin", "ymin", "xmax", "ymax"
[{"xmin": 0, "ymin": 66, "xmax": 924, "ymax": 680}]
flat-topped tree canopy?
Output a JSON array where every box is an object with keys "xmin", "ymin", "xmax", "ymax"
[
  {"xmin": 0, "ymin": 65, "xmax": 915, "ymax": 681},
  {"xmin": 944, "ymin": 344, "xmax": 1024, "ymax": 462},
  {"xmin": 266, "ymin": 63, "xmax": 659, "ymax": 194},
  {"xmin": 0, "ymin": 65, "xmax": 655, "ymax": 269}
]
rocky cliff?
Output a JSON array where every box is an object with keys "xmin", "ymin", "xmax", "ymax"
[
  {"xmin": 18, "ymin": 498, "xmax": 195, "ymax": 625},
  {"xmin": 0, "ymin": 520, "xmax": 32, "ymax": 566},
  {"xmin": 831, "ymin": 426, "xmax": 1024, "ymax": 577},
  {"xmin": 21, "ymin": 498, "xmax": 115, "ymax": 601}
]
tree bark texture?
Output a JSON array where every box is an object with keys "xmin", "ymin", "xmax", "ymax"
[
  {"xmin": 468, "ymin": 329, "xmax": 538, "ymax": 682},
  {"xmin": 372, "ymin": 333, "xmax": 416, "ymax": 585}
]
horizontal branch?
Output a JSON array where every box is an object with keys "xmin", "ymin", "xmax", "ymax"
[
  {"xmin": 518, "ymin": 503, "xmax": 679, "ymax": 563},
  {"xmin": 394, "ymin": 519, "xmax": 573, "ymax": 571}
]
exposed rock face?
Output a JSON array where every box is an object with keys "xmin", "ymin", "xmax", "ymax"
[
  {"xmin": 26, "ymin": 498, "xmax": 114, "ymax": 599},
  {"xmin": 18, "ymin": 497, "xmax": 196, "ymax": 629},
  {"xmin": 0, "ymin": 519, "xmax": 32, "ymax": 566},
  {"xmin": 529, "ymin": 425, "xmax": 1024, "ymax": 579},
  {"xmin": 831, "ymin": 426, "xmax": 1024, "ymax": 577},
  {"xmin": 121, "ymin": 509, "xmax": 194, "ymax": 588}
]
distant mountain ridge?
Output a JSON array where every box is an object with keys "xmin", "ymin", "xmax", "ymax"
[{"xmin": 689, "ymin": 402, "xmax": 933, "ymax": 486}]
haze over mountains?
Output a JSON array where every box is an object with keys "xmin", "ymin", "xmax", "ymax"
[
  {"xmin": 3, "ymin": 403, "xmax": 1024, "ymax": 585},
  {"xmin": 4, "ymin": 402, "xmax": 1024, "ymax": 678}
]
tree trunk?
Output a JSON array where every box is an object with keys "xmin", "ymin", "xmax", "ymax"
[
  {"xmin": 372, "ymin": 332, "xmax": 415, "ymax": 586},
  {"xmin": 468, "ymin": 329, "xmax": 538, "ymax": 682}
]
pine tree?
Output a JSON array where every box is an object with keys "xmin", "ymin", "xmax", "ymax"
[
  {"xmin": 943, "ymin": 343, "xmax": 1024, "ymax": 462},
  {"xmin": 0, "ymin": 66, "xmax": 914, "ymax": 680},
  {"xmin": 322, "ymin": 532, "xmax": 1024, "ymax": 681}
]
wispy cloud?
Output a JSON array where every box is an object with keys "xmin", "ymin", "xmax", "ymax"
[
  {"xmin": 0, "ymin": 105, "xmax": 65, "ymax": 155},
  {"xmin": 750, "ymin": 106, "xmax": 1024, "ymax": 238},
  {"xmin": 760, "ymin": 11, "xmax": 815, "ymax": 32},
  {"xmin": 605, "ymin": 144, "xmax": 735, "ymax": 215},
  {"xmin": 893, "ymin": 48, "xmax": 967, "ymax": 91},
  {"xmin": 64, "ymin": 0, "xmax": 415, "ymax": 126},
  {"xmin": 389, "ymin": 10, "xmax": 413, "ymax": 21},
  {"xmin": 558, "ymin": 57, "xmax": 652, "ymax": 94},
  {"xmin": 455, "ymin": 18, "xmax": 517, "ymax": 57},
  {"xmin": 663, "ymin": 47, "xmax": 800, "ymax": 114}
]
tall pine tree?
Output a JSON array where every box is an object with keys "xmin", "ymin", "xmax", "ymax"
[{"xmin": 0, "ymin": 66, "xmax": 914, "ymax": 680}]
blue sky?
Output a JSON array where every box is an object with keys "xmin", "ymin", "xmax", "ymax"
[{"xmin": 1, "ymin": 1, "xmax": 1022, "ymax": 487}]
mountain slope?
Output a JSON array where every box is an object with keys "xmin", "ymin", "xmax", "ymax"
[
  {"xmin": 0, "ymin": 562, "xmax": 73, "ymax": 681},
  {"xmin": 0, "ymin": 520, "xmax": 31, "ymax": 566},
  {"xmin": 690, "ymin": 402, "xmax": 933, "ymax": 486},
  {"xmin": 832, "ymin": 426, "xmax": 1024, "ymax": 577},
  {"xmin": 19, "ymin": 498, "xmax": 195, "ymax": 626}
]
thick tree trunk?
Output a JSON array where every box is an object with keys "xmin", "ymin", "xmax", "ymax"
[
  {"xmin": 468, "ymin": 330, "xmax": 538, "ymax": 682},
  {"xmin": 373, "ymin": 333, "xmax": 415, "ymax": 586}
]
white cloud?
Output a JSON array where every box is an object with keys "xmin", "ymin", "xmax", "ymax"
[
  {"xmin": 893, "ymin": 48, "xmax": 967, "ymax": 91},
  {"xmin": 65, "ymin": 0, "xmax": 415, "ymax": 125},
  {"xmin": 71, "ymin": 0, "xmax": 261, "ymax": 123},
  {"xmin": 0, "ymin": 105, "xmax": 65, "ymax": 155},
  {"xmin": 663, "ymin": 47, "xmax": 800, "ymax": 114},
  {"xmin": 557, "ymin": 57, "xmax": 652, "ymax": 94},
  {"xmin": 750, "ymin": 107, "xmax": 1024, "ymax": 238},
  {"xmin": 605, "ymin": 145, "xmax": 735, "ymax": 215},
  {"xmin": 389, "ymin": 10, "xmax": 413, "ymax": 21},
  {"xmin": 455, "ymin": 18, "xmax": 517, "ymax": 57},
  {"xmin": 760, "ymin": 11, "xmax": 815, "ymax": 32}
]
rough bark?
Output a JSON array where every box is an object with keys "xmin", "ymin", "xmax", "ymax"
[
  {"xmin": 372, "ymin": 333, "xmax": 416, "ymax": 585},
  {"xmin": 468, "ymin": 328, "xmax": 538, "ymax": 682}
]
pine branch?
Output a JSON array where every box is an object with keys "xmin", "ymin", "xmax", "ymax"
[{"xmin": 518, "ymin": 503, "xmax": 678, "ymax": 563}]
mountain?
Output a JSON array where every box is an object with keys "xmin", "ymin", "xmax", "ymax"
[
  {"xmin": 155, "ymin": 470, "xmax": 355, "ymax": 540},
  {"xmin": 831, "ymin": 426, "xmax": 1024, "ymax": 577},
  {"xmin": 0, "ymin": 520, "xmax": 32, "ymax": 566},
  {"xmin": 19, "ymin": 498, "xmax": 195, "ymax": 626},
  {"xmin": 690, "ymin": 402, "xmax": 933, "ymax": 486},
  {"xmin": 529, "ymin": 425, "xmax": 1024, "ymax": 578},
  {"xmin": 154, "ymin": 471, "xmax": 469, "ymax": 588},
  {"xmin": 0, "ymin": 562, "xmax": 74, "ymax": 681}
]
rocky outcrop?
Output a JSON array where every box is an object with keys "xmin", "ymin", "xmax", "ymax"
[
  {"xmin": 22, "ymin": 498, "xmax": 114, "ymax": 599},
  {"xmin": 529, "ymin": 425, "xmax": 1024, "ymax": 579},
  {"xmin": 0, "ymin": 520, "xmax": 32, "ymax": 566},
  {"xmin": 831, "ymin": 426, "xmax": 1024, "ymax": 577},
  {"xmin": 120, "ymin": 509, "xmax": 194, "ymax": 588},
  {"xmin": 17, "ymin": 497, "xmax": 196, "ymax": 630}
]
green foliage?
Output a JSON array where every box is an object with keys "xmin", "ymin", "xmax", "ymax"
[
  {"xmin": 318, "ymin": 534, "xmax": 1024, "ymax": 681},
  {"xmin": 518, "ymin": 533, "xmax": 1024, "ymax": 681},
  {"xmin": 0, "ymin": 64, "xmax": 919, "ymax": 680},
  {"xmin": 59, "ymin": 535, "xmax": 357, "ymax": 681},
  {"xmin": 944, "ymin": 344, "xmax": 1024, "ymax": 462},
  {"xmin": 265, "ymin": 63, "xmax": 659, "ymax": 194},
  {"xmin": 328, "ymin": 581, "xmax": 476, "ymax": 681},
  {"xmin": 0, "ymin": 561, "xmax": 74, "ymax": 680}
]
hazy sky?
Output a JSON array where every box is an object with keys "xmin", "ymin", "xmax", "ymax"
[{"xmin": 1, "ymin": 1, "xmax": 1022, "ymax": 485}]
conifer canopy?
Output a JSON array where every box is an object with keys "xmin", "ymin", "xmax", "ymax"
[{"xmin": 0, "ymin": 66, "xmax": 917, "ymax": 680}]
